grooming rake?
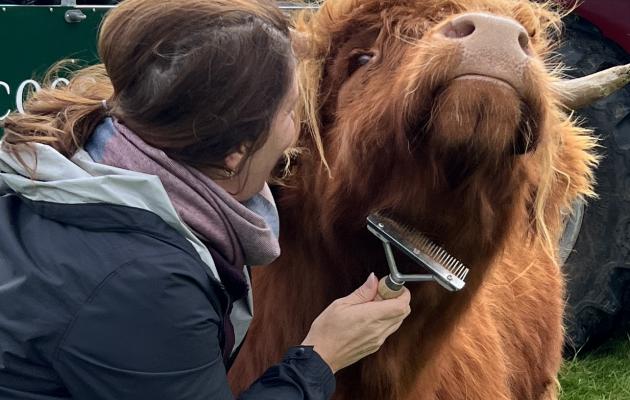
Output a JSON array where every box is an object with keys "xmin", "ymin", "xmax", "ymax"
[{"xmin": 367, "ymin": 213, "xmax": 470, "ymax": 299}]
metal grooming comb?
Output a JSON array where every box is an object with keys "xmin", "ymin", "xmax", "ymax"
[{"xmin": 367, "ymin": 213, "xmax": 469, "ymax": 292}]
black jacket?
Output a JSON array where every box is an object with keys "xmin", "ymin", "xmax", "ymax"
[{"xmin": 0, "ymin": 145, "xmax": 335, "ymax": 399}]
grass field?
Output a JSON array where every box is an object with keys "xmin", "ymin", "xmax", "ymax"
[{"xmin": 559, "ymin": 335, "xmax": 630, "ymax": 400}]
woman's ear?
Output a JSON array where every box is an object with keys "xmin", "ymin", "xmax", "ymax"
[{"xmin": 223, "ymin": 144, "xmax": 249, "ymax": 174}]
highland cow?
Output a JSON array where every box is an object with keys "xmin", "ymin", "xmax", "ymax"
[{"xmin": 229, "ymin": 0, "xmax": 608, "ymax": 399}]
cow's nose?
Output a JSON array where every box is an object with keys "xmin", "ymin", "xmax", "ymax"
[
  {"xmin": 437, "ymin": 12, "xmax": 531, "ymax": 93},
  {"xmin": 439, "ymin": 13, "xmax": 530, "ymax": 56}
]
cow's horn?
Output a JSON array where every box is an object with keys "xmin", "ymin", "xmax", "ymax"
[{"xmin": 556, "ymin": 63, "xmax": 630, "ymax": 109}]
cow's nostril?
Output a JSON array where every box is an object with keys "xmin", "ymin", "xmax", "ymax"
[
  {"xmin": 442, "ymin": 20, "xmax": 476, "ymax": 39},
  {"xmin": 518, "ymin": 31, "xmax": 530, "ymax": 54}
]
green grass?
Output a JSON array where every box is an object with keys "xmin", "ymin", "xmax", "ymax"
[{"xmin": 559, "ymin": 335, "xmax": 630, "ymax": 400}]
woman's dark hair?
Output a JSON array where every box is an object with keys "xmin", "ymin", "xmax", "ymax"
[{"xmin": 3, "ymin": 0, "xmax": 294, "ymax": 174}]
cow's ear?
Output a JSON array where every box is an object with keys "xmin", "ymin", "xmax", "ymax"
[
  {"xmin": 290, "ymin": 29, "xmax": 314, "ymax": 60},
  {"xmin": 290, "ymin": 28, "xmax": 328, "ymax": 60}
]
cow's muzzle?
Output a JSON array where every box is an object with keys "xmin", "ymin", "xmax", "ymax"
[{"xmin": 436, "ymin": 12, "xmax": 531, "ymax": 96}]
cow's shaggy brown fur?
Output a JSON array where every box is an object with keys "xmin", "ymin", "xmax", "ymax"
[{"xmin": 229, "ymin": 1, "xmax": 599, "ymax": 399}]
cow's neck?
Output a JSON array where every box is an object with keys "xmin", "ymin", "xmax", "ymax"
[{"xmin": 275, "ymin": 153, "xmax": 528, "ymax": 399}]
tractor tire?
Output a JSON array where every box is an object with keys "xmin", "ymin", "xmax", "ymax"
[{"xmin": 559, "ymin": 14, "xmax": 630, "ymax": 355}]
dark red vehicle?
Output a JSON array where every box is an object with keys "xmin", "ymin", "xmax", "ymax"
[{"xmin": 573, "ymin": 0, "xmax": 630, "ymax": 52}]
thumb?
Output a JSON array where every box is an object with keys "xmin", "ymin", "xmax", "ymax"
[{"xmin": 343, "ymin": 273, "xmax": 378, "ymax": 304}]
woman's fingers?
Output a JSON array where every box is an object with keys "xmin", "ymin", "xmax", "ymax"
[
  {"xmin": 351, "ymin": 287, "xmax": 411, "ymax": 320},
  {"xmin": 338, "ymin": 273, "xmax": 379, "ymax": 304},
  {"xmin": 300, "ymin": 273, "xmax": 412, "ymax": 373}
]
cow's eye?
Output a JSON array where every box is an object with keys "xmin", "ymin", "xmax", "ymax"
[{"xmin": 348, "ymin": 52, "xmax": 374, "ymax": 76}]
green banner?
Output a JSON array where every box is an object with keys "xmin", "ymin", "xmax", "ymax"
[{"xmin": 0, "ymin": 5, "xmax": 111, "ymax": 130}]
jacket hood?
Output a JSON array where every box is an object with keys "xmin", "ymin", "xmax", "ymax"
[{"xmin": 0, "ymin": 141, "xmax": 221, "ymax": 282}]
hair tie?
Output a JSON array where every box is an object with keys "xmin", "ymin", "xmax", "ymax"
[{"xmin": 101, "ymin": 99, "xmax": 108, "ymax": 110}]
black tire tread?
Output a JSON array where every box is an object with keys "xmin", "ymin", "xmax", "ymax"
[{"xmin": 560, "ymin": 14, "xmax": 630, "ymax": 354}]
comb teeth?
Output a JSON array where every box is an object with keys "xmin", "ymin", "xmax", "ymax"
[
  {"xmin": 369, "ymin": 213, "xmax": 470, "ymax": 284},
  {"xmin": 411, "ymin": 232, "xmax": 468, "ymax": 281}
]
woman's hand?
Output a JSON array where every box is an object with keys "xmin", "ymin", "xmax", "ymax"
[{"xmin": 301, "ymin": 273, "xmax": 411, "ymax": 373}]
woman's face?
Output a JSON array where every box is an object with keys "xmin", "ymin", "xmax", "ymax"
[{"xmin": 218, "ymin": 70, "xmax": 300, "ymax": 201}]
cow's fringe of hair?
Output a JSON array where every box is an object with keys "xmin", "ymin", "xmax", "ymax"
[{"xmin": 293, "ymin": 8, "xmax": 331, "ymax": 176}]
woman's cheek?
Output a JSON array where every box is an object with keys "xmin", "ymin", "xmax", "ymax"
[
  {"xmin": 277, "ymin": 117, "xmax": 295, "ymax": 151},
  {"xmin": 286, "ymin": 113, "xmax": 298, "ymax": 147}
]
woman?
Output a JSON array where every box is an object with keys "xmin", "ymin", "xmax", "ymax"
[{"xmin": 0, "ymin": 0, "xmax": 410, "ymax": 399}]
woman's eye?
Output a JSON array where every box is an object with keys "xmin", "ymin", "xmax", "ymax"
[{"xmin": 348, "ymin": 53, "xmax": 374, "ymax": 76}]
